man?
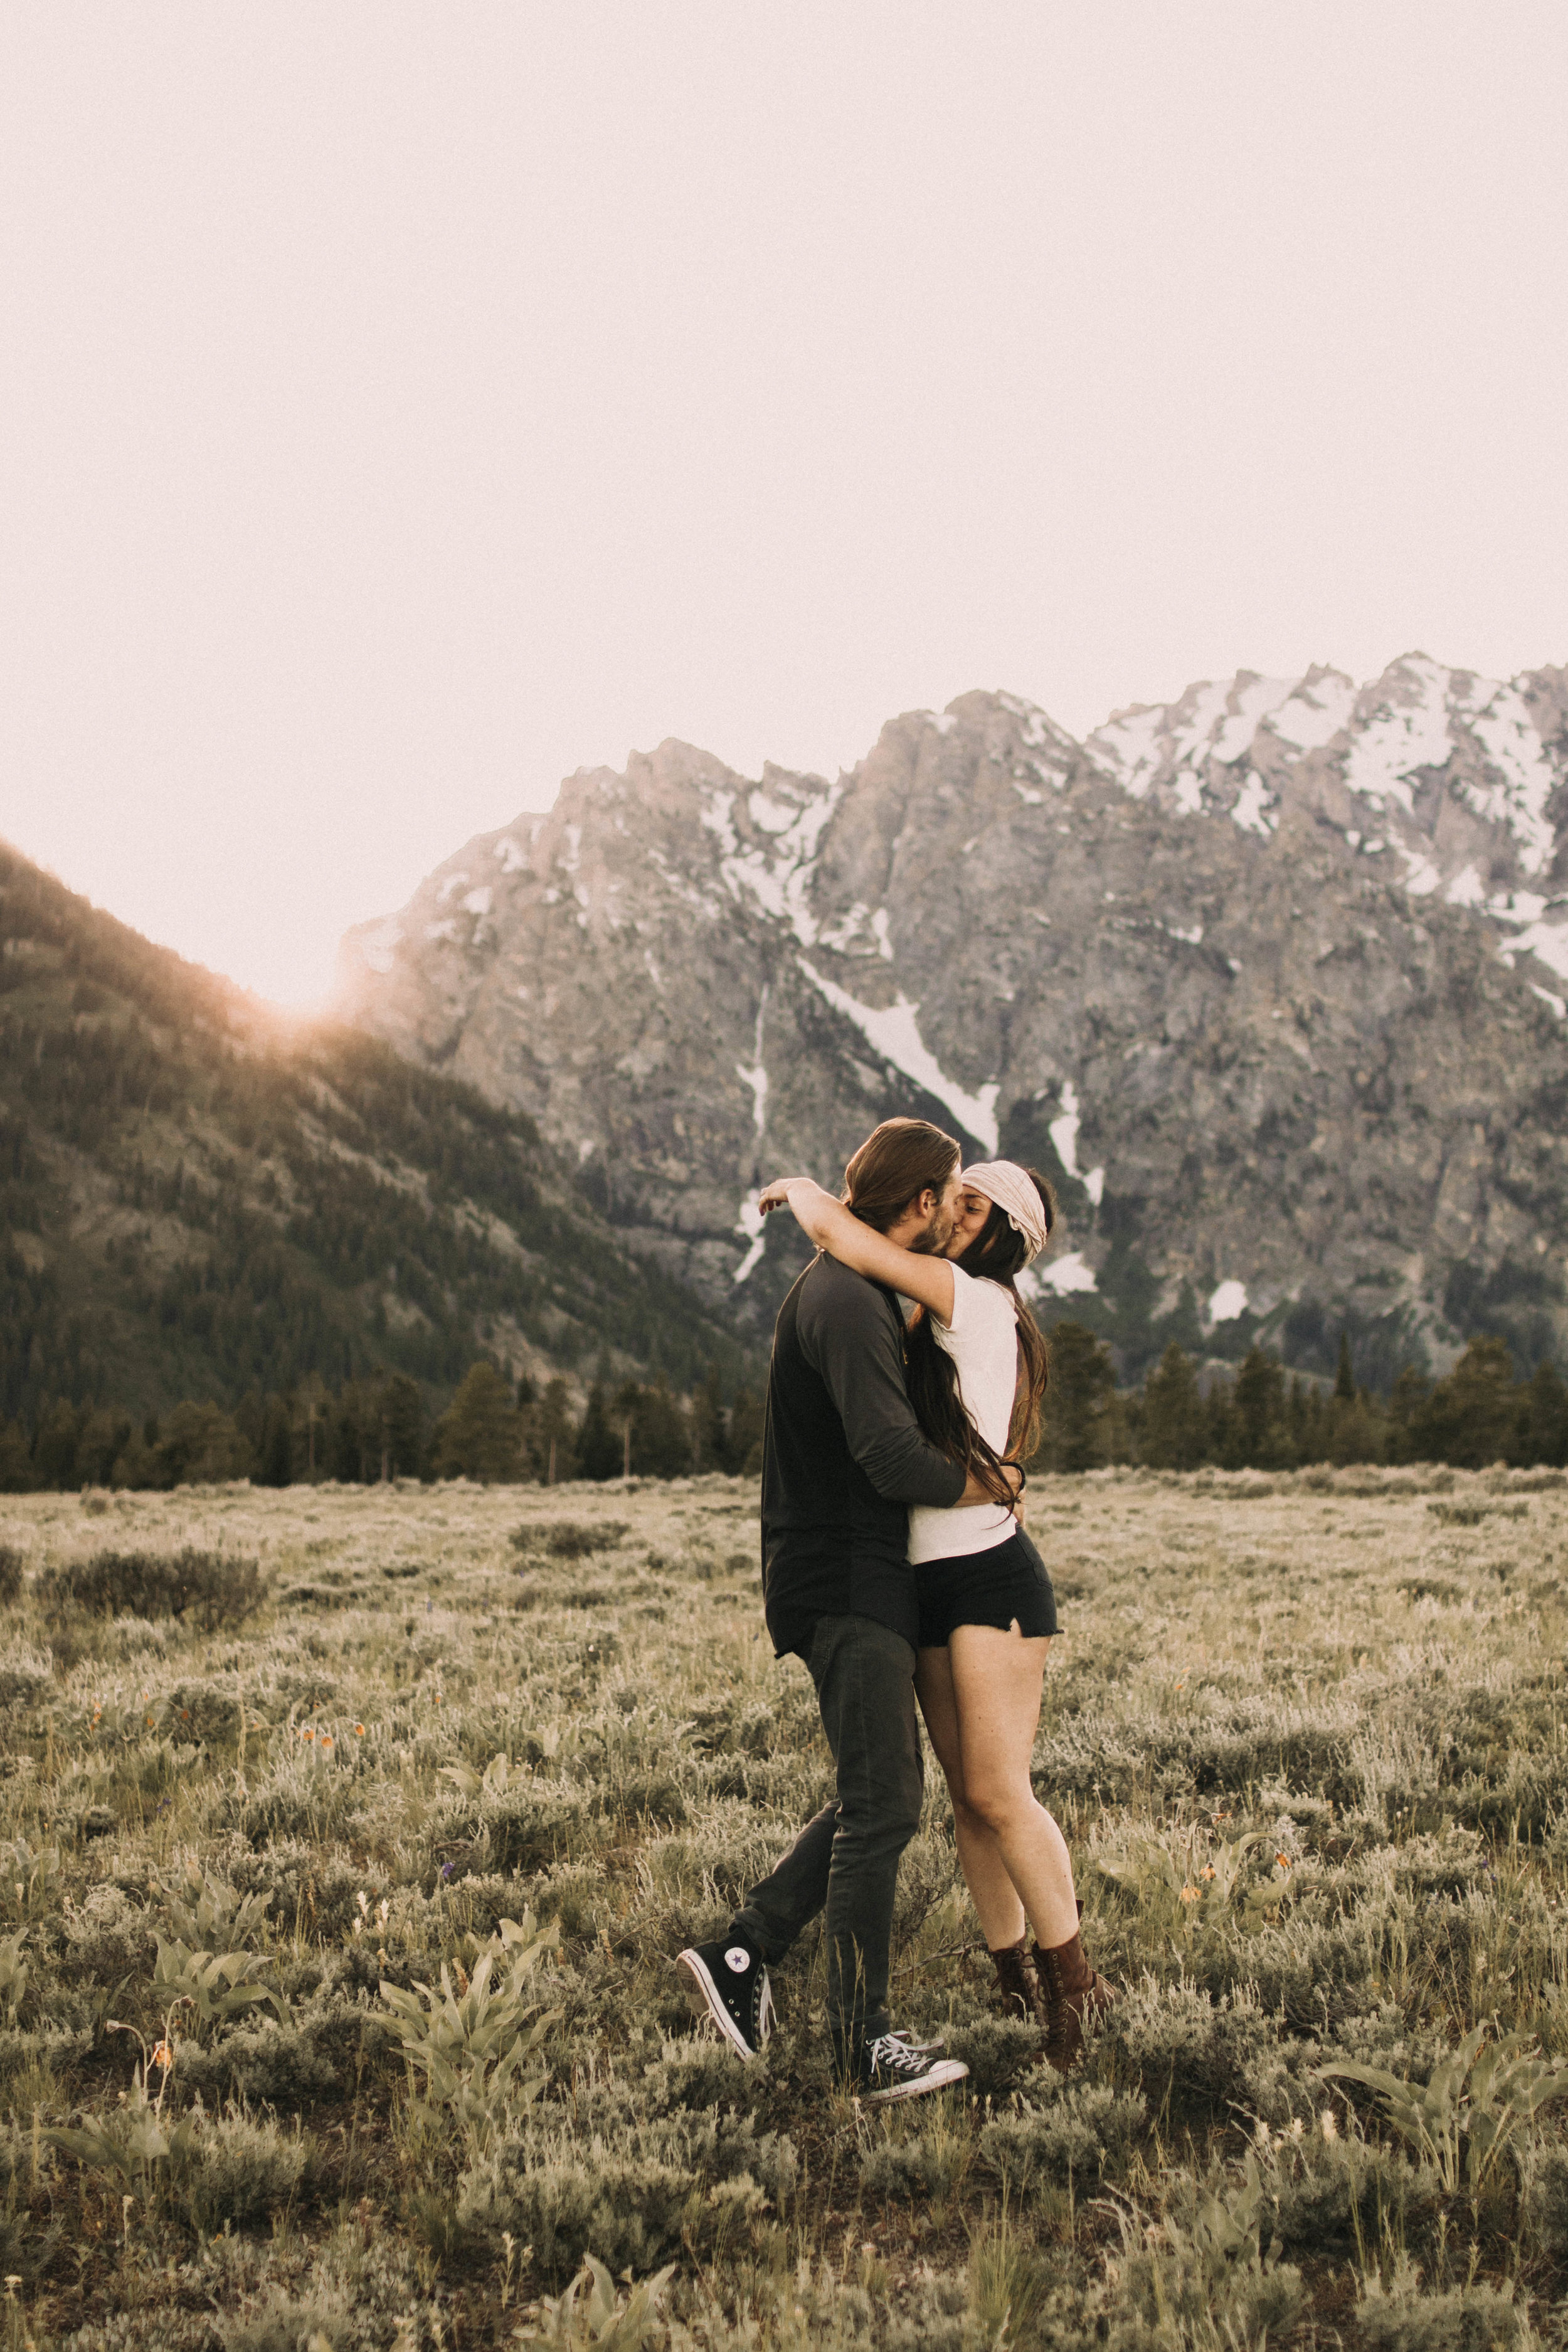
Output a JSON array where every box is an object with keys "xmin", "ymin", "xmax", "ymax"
[{"xmin": 677, "ymin": 1117, "xmax": 1023, "ymax": 2102}]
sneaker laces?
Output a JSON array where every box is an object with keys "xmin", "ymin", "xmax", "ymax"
[{"xmin": 866, "ymin": 2033, "xmax": 930, "ymax": 2080}]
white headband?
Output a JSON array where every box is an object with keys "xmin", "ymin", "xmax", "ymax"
[{"xmin": 960, "ymin": 1161, "xmax": 1052, "ymax": 1261}]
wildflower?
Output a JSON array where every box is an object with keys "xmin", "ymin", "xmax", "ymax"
[
  {"xmin": 302, "ymin": 1728, "xmax": 315, "ymax": 1744},
  {"xmin": 145, "ymin": 1716, "xmax": 154, "ymax": 1729},
  {"xmin": 441, "ymin": 1862, "xmax": 455, "ymax": 1881},
  {"xmin": 321, "ymin": 1734, "xmax": 334, "ymax": 1752},
  {"xmin": 1200, "ymin": 1865, "xmax": 1217, "ymax": 1882},
  {"xmin": 1288, "ymin": 2116, "xmax": 1305, "ymax": 2141},
  {"xmin": 1180, "ymin": 1884, "xmax": 1200, "ymax": 1903},
  {"xmin": 378, "ymin": 1898, "xmax": 389, "ymax": 1926},
  {"xmin": 1275, "ymin": 1851, "xmax": 1291, "ymax": 1871},
  {"xmin": 150, "ymin": 2042, "xmax": 173, "ymax": 2072},
  {"xmin": 1254, "ymin": 2119, "xmax": 1271, "ymax": 2149},
  {"xmin": 1212, "ymin": 1809, "xmax": 1232, "ymax": 1823},
  {"xmin": 1320, "ymin": 2108, "xmax": 1338, "ymax": 2142},
  {"xmin": 354, "ymin": 1722, "xmax": 366, "ymax": 1737}
]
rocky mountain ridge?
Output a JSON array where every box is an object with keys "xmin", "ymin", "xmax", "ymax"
[
  {"xmin": 336, "ymin": 653, "xmax": 1568, "ymax": 1384},
  {"xmin": 0, "ymin": 842, "xmax": 749, "ymax": 1421}
]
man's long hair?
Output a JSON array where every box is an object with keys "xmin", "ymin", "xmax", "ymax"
[
  {"xmin": 843, "ymin": 1118, "xmax": 960, "ymax": 1234},
  {"xmin": 906, "ymin": 1170, "xmax": 1056, "ymax": 1510}
]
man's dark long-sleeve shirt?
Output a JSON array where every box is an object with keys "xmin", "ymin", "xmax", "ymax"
[{"xmin": 760, "ymin": 1254, "xmax": 967, "ymax": 1658}]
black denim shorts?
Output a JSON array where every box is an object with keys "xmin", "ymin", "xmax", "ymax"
[{"xmin": 914, "ymin": 1528, "xmax": 1059, "ymax": 1650}]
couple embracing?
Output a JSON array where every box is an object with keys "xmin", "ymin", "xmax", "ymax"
[{"xmin": 677, "ymin": 1116, "xmax": 1113, "ymax": 2103}]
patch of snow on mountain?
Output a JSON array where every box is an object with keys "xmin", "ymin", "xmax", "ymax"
[
  {"xmin": 1500, "ymin": 919, "xmax": 1568, "ymax": 983},
  {"xmin": 1086, "ymin": 705, "xmax": 1164, "ymax": 797},
  {"xmin": 1532, "ymin": 984, "xmax": 1567, "ymax": 1018},
  {"xmin": 436, "ymin": 871, "xmax": 471, "ymax": 904},
  {"xmin": 1037, "ymin": 1250, "xmax": 1098, "ymax": 1296},
  {"xmin": 1399, "ymin": 848, "xmax": 1443, "ymax": 896},
  {"xmin": 1342, "ymin": 659, "xmax": 1453, "ymax": 814},
  {"xmin": 748, "ymin": 792, "xmax": 797, "ymax": 834},
  {"xmin": 798, "ymin": 961, "xmax": 1000, "ymax": 1151},
  {"xmin": 1048, "ymin": 1082, "xmax": 1081, "ymax": 1177},
  {"xmin": 493, "ymin": 835, "xmax": 529, "ymax": 873},
  {"xmin": 462, "ymin": 886, "xmax": 493, "ymax": 917},
  {"xmin": 735, "ymin": 996, "xmax": 770, "ymax": 1136},
  {"xmin": 1461, "ymin": 683, "xmax": 1557, "ymax": 876},
  {"xmin": 1084, "ymin": 1167, "xmax": 1104, "ymax": 1207},
  {"xmin": 871, "ymin": 908, "xmax": 894, "ymax": 961},
  {"xmin": 1445, "ymin": 865, "xmax": 1484, "ymax": 907},
  {"xmin": 1208, "ymin": 1279, "xmax": 1249, "ymax": 1322},
  {"xmin": 733, "ymin": 1188, "xmax": 768, "ymax": 1283},
  {"xmin": 1231, "ymin": 773, "xmax": 1276, "ymax": 838},
  {"xmin": 1268, "ymin": 672, "xmax": 1357, "ymax": 751},
  {"xmin": 1210, "ymin": 677, "xmax": 1296, "ymax": 764},
  {"xmin": 924, "ymin": 711, "xmax": 958, "ymax": 736},
  {"xmin": 699, "ymin": 791, "xmax": 739, "ymax": 856}
]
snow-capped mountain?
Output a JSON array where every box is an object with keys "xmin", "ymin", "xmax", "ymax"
[{"xmin": 336, "ymin": 654, "xmax": 1568, "ymax": 1381}]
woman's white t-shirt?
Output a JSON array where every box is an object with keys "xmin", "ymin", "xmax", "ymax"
[{"xmin": 907, "ymin": 1265, "xmax": 1020, "ymax": 1565}]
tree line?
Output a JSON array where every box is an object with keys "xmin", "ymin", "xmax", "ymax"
[
  {"xmin": 0, "ymin": 1361, "xmax": 766, "ymax": 1493},
  {"xmin": 1039, "ymin": 1327, "xmax": 1568, "ymax": 1475},
  {"xmin": 4, "ymin": 1324, "xmax": 1567, "ymax": 1495}
]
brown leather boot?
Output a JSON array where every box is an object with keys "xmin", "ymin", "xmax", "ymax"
[
  {"xmin": 987, "ymin": 1936, "xmax": 1041, "ymax": 2023},
  {"xmin": 1033, "ymin": 1924, "xmax": 1115, "ymax": 2072}
]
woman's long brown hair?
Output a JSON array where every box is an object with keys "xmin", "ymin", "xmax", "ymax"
[{"xmin": 904, "ymin": 1169, "xmax": 1056, "ymax": 1509}]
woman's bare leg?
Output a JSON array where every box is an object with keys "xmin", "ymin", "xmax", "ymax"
[
  {"xmin": 915, "ymin": 1643, "xmax": 1028, "ymax": 1950},
  {"xmin": 945, "ymin": 1623, "xmax": 1079, "ymax": 1950}
]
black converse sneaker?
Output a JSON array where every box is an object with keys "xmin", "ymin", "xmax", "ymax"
[
  {"xmin": 857, "ymin": 2032, "xmax": 969, "ymax": 2106},
  {"xmin": 675, "ymin": 1935, "xmax": 775, "ymax": 2058}
]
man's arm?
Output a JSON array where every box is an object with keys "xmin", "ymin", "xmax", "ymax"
[{"xmin": 799, "ymin": 1269, "xmax": 968, "ymax": 1507}]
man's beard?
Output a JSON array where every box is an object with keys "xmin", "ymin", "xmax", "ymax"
[{"xmin": 908, "ymin": 1207, "xmax": 956, "ymax": 1257}]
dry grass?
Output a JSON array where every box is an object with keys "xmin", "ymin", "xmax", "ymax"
[{"xmin": 1, "ymin": 1463, "xmax": 1566, "ymax": 2348}]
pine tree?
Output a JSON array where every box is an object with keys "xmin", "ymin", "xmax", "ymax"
[
  {"xmin": 1227, "ymin": 1348, "xmax": 1291, "ymax": 1468},
  {"xmin": 1138, "ymin": 1343, "xmax": 1205, "ymax": 1469},
  {"xmin": 1518, "ymin": 1360, "xmax": 1568, "ymax": 1468},
  {"xmin": 33, "ymin": 1398, "xmax": 80, "ymax": 1490},
  {"xmin": 429, "ymin": 1362, "xmax": 522, "ymax": 1482},
  {"xmin": 1414, "ymin": 1337, "xmax": 1518, "ymax": 1468},
  {"xmin": 1333, "ymin": 1333, "xmax": 1355, "ymax": 1402},
  {"xmin": 726, "ymin": 1387, "xmax": 765, "ymax": 1475},
  {"xmin": 691, "ymin": 1367, "xmax": 728, "ymax": 1473},
  {"xmin": 1034, "ymin": 1322, "xmax": 1114, "ymax": 1473},
  {"xmin": 258, "ymin": 1396, "xmax": 294, "ymax": 1487},
  {"xmin": 576, "ymin": 1382, "xmax": 623, "ymax": 1481}
]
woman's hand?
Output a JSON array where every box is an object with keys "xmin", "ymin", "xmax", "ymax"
[
  {"xmin": 758, "ymin": 1177, "xmax": 814, "ymax": 1216},
  {"xmin": 758, "ymin": 1178, "xmax": 839, "ymax": 1234}
]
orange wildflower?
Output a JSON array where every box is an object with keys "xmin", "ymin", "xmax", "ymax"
[
  {"xmin": 1200, "ymin": 1865, "xmax": 1217, "ymax": 1882},
  {"xmin": 1180, "ymin": 1885, "xmax": 1200, "ymax": 1903},
  {"xmin": 150, "ymin": 2042, "xmax": 173, "ymax": 2072},
  {"xmin": 1274, "ymin": 1851, "xmax": 1292, "ymax": 1871}
]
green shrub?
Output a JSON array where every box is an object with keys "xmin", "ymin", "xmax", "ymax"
[
  {"xmin": 1357, "ymin": 2258, "xmax": 1531, "ymax": 2351},
  {"xmin": 40, "ymin": 1547, "xmax": 265, "ymax": 1629},
  {"xmin": 175, "ymin": 2104, "xmax": 313, "ymax": 2235},
  {"xmin": 979, "ymin": 2081, "xmax": 1145, "ymax": 2191},
  {"xmin": 512, "ymin": 1518, "xmax": 630, "ymax": 1560},
  {"xmin": 1100, "ymin": 1975, "xmax": 1278, "ymax": 2132},
  {"xmin": 0, "ymin": 1544, "xmax": 24, "ymax": 1605}
]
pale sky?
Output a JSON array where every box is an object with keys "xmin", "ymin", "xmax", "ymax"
[{"xmin": 3, "ymin": 4, "xmax": 1565, "ymax": 1004}]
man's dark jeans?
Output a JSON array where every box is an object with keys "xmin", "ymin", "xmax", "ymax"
[{"xmin": 731, "ymin": 1613, "xmax": 923, "ymax": 2065}]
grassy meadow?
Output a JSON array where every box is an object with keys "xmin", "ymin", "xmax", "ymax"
[{"xmin": 1, "ymin": 1466, "xmax": 1567, "ymax": 2349}]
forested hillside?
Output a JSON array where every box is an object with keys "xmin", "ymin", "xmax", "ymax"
[{"xmin": 0, "ymin": 842, "xmax": 750, "ymax": 1424}]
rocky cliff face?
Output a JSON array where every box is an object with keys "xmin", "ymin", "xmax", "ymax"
[{"xmin": 335, "ymin": 654, "xmax": 1568, "ymax": 1383}]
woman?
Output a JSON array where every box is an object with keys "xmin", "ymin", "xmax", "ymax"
[{"xmin": 756, "ymin": 1158, "xmax": 1114, "ymax": 2070}]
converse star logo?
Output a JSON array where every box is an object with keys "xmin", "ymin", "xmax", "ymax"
[{"xmin": 724, "ymin": 1946, "xmax": 752, "ymax": 1973}]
